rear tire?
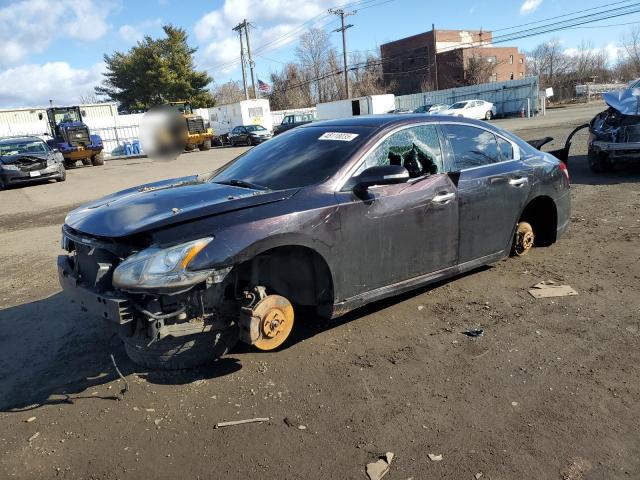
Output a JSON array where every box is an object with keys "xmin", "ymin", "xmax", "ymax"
[
  {"xmin": 120, "ymin": 321, "xmax": 239, "ymax": 370},
  {"xmin": 82, "ymin": 158, "xmax": 92, "ymax": 166},
  {"xmin": 91, "ymin": 152, "xmax": 105, "ymax": 166},
  {"xmin": 588, "ymin": 149, "xmax": 613, "ymax": 173},
  {"xmin": 185, "ymin": 144, "xmax": 196, "ymax": 151},
  {"xmin": 485, "ymin": 110, "xmax": 493, "ymax": 120},
  {"xmin": 198, "ymin": 139, "xmax": 212, "ymax": 151}
]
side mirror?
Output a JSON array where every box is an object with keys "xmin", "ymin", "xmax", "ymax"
[
  {"xmin": 353, "ymin": 165, "xmax": 409, "ymax": 194},
  {"xmin": 38, "ymin": 112, "xmax": 44, "ymax": 120},
  {"xmin": 81, "ymin": 110, "xmax": 87, "ymax": 117},
  {"xmin": 52, "ymin": 148, "xmax": 60, "ymax": 153}
]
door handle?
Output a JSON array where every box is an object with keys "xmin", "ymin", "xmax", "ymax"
[
  {"xmin": 432, "ymin": 192, "xmax": 456, "ymax": 204},
  {"xmin": 509, "ymin": 177, "xmax": 528, "ymax": 187}
]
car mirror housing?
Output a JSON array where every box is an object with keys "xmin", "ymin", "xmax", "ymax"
[{"xmin": 353, "ymin": 165, "xmax": 409, "ymax": 194}]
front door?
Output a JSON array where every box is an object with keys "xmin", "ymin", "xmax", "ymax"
[
  {"xmin": 442, "ymin": 123, "xmax": 531, "ymax": 263},
  {"xmin": 335, "ymin": 124, "xmax": 459, "ymax": 300}
]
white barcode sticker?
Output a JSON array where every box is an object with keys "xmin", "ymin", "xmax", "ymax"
[{"xmin": 318, "ymin": 132, "xmax": 359, "ymax": 141}]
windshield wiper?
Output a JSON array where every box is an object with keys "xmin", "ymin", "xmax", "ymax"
[{"xmin": 215, "ymin": 179, "xmax": 270, "ymax": 191}]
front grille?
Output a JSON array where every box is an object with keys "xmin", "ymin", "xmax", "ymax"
[
  {"xmin": 186, "ymin": 117, "xmax": 206, "ymax": 134},
  {"xmin": 67, "ymin": 127, "xmax": 91, "ymax": 146},
  {"xmin": 15, "ymin": 157, "xmax": 47, "ymax": 171}
]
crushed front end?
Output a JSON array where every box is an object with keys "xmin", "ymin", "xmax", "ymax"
[
  {"xmin": 57, "ymin": 225, "xmax": 239, "ymax": 369},
  {"xmin": 588, "ymin": 89, "xmax": 640, "ymax": 172}
]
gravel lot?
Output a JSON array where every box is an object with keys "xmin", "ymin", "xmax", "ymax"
[{"xmin": 1, "ymin": 104, "xmax": 639, "ymax": 480}]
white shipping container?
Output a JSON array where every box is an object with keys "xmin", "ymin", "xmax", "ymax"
[
  {"xmin": 316, "ymin": 94, "xmax": 396, "ymax": 120},
  {"xmin": 206, "ymin": 99, "xmax": 273, "ymax": 136}
]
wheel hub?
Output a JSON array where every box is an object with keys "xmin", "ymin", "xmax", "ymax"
[
  {"xmin": 239, "ymin": 291, "xmax": 295, "ymax": 351},
  {"xmin": 514, "ymin": 221, "xmax": 534, "ymax": 256}
]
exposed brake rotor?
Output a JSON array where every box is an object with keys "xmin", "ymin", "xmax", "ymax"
[
  {"xmin": 239, "ymin": 288, "xmax": 294, "ymax": 351},
  {"xmin": 513, "ymin": 221, "xmax": 534, "ymax": 256}
]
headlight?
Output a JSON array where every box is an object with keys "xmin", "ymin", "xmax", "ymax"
[
  {"xmin": 1, "ymin": 163, "xmax": 19, "ymax": 171},
  {"xmin": 113, "ymin": 237, "xmax": 214, "ymax": 291}
]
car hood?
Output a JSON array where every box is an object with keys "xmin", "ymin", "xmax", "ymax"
[
  {"xmin": 603, "ymin": 88, "xmax": 640, "ymax": 115},
  {"xmin": 0, "ymin": 153, "xmax": 48, "ymax": 164},
  {"xmin": 65, "ymin": 175, "xmax": 298, "ymax": 238}
]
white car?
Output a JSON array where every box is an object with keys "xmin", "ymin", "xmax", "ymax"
[{"xmin": 440, "ymin": 100, "xmax": 497, "ymax": 120}]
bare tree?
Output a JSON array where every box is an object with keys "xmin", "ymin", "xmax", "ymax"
[
  {"xmin": 211, "ymin": 80, "xmax": 245, "ymax": 105},
  {"xmin": 464, "ymin": 51, "xmax": 501, "ymax": 86},
  {"xmin": 619, "ymin": 26, "xmax": 640, "ymax": 79},
  {"xmin": 349, "ymin": 51, "xmax": 387, "ymax": 97},
  {"xmin": 295, "ymin": 28, "xmax": 340, "ymax": 103},
  {"xmin": 79, "ymin": 91, "xmax": 102, "ymax": 104},
  {"xmin": 267, "ymin": 63, "xmax": 313, "ymax": 110}
]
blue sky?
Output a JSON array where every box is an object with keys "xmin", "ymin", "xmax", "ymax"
[{"xmin": 0, "ymin": 0, "xmax": 636, "ymax": 107}]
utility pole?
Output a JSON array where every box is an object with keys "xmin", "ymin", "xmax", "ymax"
[
  {"xmin": 432, "ymin": 23, "xmax": 439, "ymax": 90},
  {"xmin": 232, "ymin": 21, "xmax": 249, "ymax": 100},
  {"xmin": 329, "ymin": 8, "xmax": 356, "ymax": 99},
  {"xmin": 244, "ymin": 21, "xmax": 258, "ymax": 99}
]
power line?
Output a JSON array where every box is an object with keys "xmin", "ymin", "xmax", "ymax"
[{"xmin": 270, "ymin": 3, "xmax": 640, "ymax": 95}]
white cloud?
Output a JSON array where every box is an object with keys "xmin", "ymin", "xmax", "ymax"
[
  {"xmin": 0, "ymin": 62, "xmax": 105, "ymax": 108},
  {"xmin": 563, "ymin": 43, "xmax": 626, "ymax": 65},
  {"xmin": 194, "ymin": 0, "xmax": 333, "ymax": 76},
  {"xmin": 119, "ymin": 18, "xmax": 163, "ymax": 43},
  {"xmin": 520, "ymin": 0, "xmax": 543, "ymax": 15},
  {"xmin": 0, "ymin": 0, "xmax": 114, "ymax": 67}
]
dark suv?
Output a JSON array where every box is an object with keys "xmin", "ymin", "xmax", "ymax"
[{"xmin": 58, "ymin": 115, "xmax": 570, "ymax": 369}]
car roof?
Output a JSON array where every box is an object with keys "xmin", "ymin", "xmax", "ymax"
[
  {"xmin": 299, "ymin": 114, "xmax": 492, "ymax": 130},
  {"xmin": 0, "ymin": 136, "xmax": 44, "ymax": 144}
]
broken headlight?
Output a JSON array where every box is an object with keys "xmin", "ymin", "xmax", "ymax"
[{"xmin": 113, "ymin": 237, "xmax": 213, "ymax": 291}]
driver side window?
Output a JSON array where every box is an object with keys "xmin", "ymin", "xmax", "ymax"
[{"xmin": 354, "ymin": 125, "xmax": 444, "ymax": 178}]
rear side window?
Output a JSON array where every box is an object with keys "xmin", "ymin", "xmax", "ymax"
[
  {"xmin": 444, "ymin": 124, "xmax": 501, "ymax": 170},
  {"xmin": 497, "ymin": 136, "xmax": 514, "ymax": 161}
]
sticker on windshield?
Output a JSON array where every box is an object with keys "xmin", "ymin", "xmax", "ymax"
[{"xmin": 318, "ymin": 132, "xmax": 359, "ymax": 141}]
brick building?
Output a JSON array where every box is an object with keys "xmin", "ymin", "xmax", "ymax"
[{"xmin": 380, "ymin": 29, "xmax": 526, "ymax": 94}]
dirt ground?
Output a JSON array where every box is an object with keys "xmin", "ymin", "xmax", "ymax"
[{"xmin": 1, "ymin": 104, "xmax": 639, "ymax": 480}]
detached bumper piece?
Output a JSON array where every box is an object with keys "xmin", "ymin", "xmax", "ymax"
[
  {"xmin": 591, "ymin": 140, "xmax": 640, "ymax": 153},
  {"xmin": 57, "ymin": 255, "xmax": 134, "ymax": 325}
]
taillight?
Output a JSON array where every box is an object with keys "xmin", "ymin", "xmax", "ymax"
[{"xmin": 559, "ymin": 161, "xmax": 570, "ymax": 184}]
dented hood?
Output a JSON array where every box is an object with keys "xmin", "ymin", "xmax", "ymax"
[
  {"xmin": 65, "ymin": 175, "xmax": 297, "ymax": 238},
  {"xmin": 603, "ymin": 88, "xmax": 640, "ymax": 115}
]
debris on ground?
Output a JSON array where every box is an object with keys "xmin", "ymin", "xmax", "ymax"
[
  {"xmin": 215, "ymin": 417, "xmax": 270, "ymax": 428},
  {"xmin": 25, "ymin": 417, "xmax": 36, "ymax": 423},
  {"xmin": 428, "ymin": 453, "xmax": 443, "ymax": 462},
  {"xmin": 475, "ymin": 473, "xmax": 483, "ymax": 479},
  {"xmin": 528, "ymin": 281, "xmax": 578, "ymax": 299},
  {"xmin": 110, "ymin": 354, "xmax": 129, "ymax": 397},
  {"xmin": 28, "ymin": 432, "xmax": 40, "ymax": 442},
  {"xmin": 297, "ymin": 425, "xmax": 307, "ymax": 430},
  {"xmin": 463, "ymin": 329, "xmax": 484, "ymax": 338},
  {"xmin": 365, "ymin": 452, "xmax": 394, "ymax": 480},
  {"xmin": 560, "ymin": 457, "xmax": 592, "ymax": 480}
]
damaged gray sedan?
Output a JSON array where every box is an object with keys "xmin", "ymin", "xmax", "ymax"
[
  {"xmin": 58, "ymin": 115, "xmax": 570, "ymax": 369},
  {"xmin": 588, "ymin": 84, "xmax": 640, "ymax": 172}
]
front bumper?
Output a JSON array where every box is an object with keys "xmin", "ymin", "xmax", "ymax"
[
  {"xmin": 250, "ymin": 135, "xmax": 272, "ymax": 144},
  {"xmin": 591, "ymin": 140, "xmax": 640, "ymax": 155},
  {"xmin": 0, "ymin": 164, "xmax": 62, "ymax": 185},
  {"xmin": 57, "ymin": 255, "xmax": 133, "ymax": 325}
]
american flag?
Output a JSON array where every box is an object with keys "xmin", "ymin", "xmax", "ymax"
[{"xmin": 258, "ymin": 79, "xmax": 271, "ymax": 93}]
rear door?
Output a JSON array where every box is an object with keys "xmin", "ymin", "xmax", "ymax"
[
  {"xmin": 442, "ymin": 123, "xmax": 531, "ymax": 263},
  {"xmin": 334, "ymin": 124, "xmax": 459, "ymax": 298}
]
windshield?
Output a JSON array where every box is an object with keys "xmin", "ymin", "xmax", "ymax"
[
  {"xmin": 210, "ymin": 126, "xmax": 374, "ymax": 190},
  {"xmin": 0, "ymin": 140, "xmax": 48, "ymax": 156},
  {"xmin": 53, "ymin": 109, "xmax": 81, "ymax": 124},
  {"xmin": 245, "ymin": 125, "xmax": 266, "ymax": 132},
  {"xmin": 450, "ymin": 102, "xmax": 468, "ymax": 110}
]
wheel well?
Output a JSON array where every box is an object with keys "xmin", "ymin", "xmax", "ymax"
[
  {"xmin": 519, "ymin": 196, "xmax": 557, "ymax": 246},
  {"xmin": 233, "ymin": 246, "xmax": 334, "ymax": 308}
]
